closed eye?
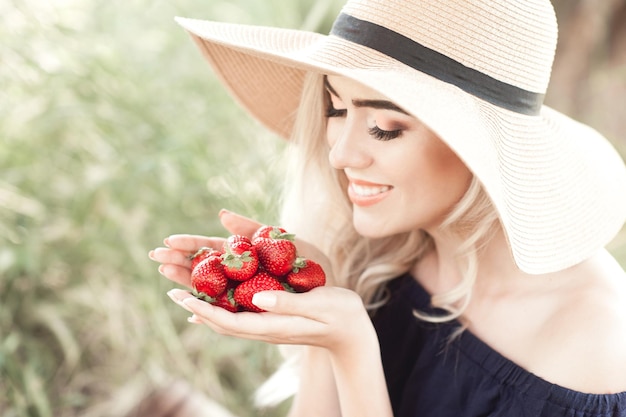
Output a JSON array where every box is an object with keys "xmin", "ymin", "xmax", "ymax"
[{"xmin": 368, "ymin": 125, "xmax": 402, "ymax": 141}]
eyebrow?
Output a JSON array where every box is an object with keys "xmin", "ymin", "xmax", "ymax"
[{"xmin": 324, "ymin": 77, "xmax": 409, "ymax": 115}]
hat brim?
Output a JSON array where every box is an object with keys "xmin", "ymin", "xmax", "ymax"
[{"xmin": 175, "ymin": 17, "xmax": 626, "ymax": 274}]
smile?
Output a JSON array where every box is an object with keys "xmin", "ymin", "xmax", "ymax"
[{"xmin": 348, "ymin": 181, "xmax": 393, "ymax": 207}]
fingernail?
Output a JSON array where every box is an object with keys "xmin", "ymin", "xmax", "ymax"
[
  {"xmin": 163, "ymin": 238, "xmax": 171, "ymax": 247},
  {"xmin": 187, "ymin": 314, "xmax": 202, "ymax": 324},
  {"xmin": 182, "ymin": 297, "xmax": 205, "ymax": 309},
  {"xmin": 252, "ymin": 292, "xmax": 276, "ymax": 309},
  {"xmin": 148, "ymin": 250, "xmax": 156, "ymax": 260},
  {"xmin": 158, "ymin": 265, "xmax": 166, "ymax": 276},
  {"xmin": 218, "ymin": 208, "xmax": 231, "ymax": 218},
  {"xmin": 167, "ymin": 290, "xmax": 193, "ymax": 312}
]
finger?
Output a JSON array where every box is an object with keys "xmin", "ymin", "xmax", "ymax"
[
  {"xmin": 251, "ymin": 290, "xmax": 322, "ymax": 318},
  {"xmin": 183, "ymin": 296, "xmax": 327, "ymax": 344},
  {"xmin": 168, "ymin": 289, "xmax": 326, "ymax": 344},
  {"xmin": 163, "ymin": 234, "xmax": 226, "ymax": 252},
  {"xmin": 167, "ymin": 289, "xmax": 195, "ymax": 311},
  {"xmin": 159, "ymin": 264, "xmax": 192, "ymax": 287},
  {"xmin": 149, "ymin": 247, "xmax": 192, "ymax": 267},
  {"xmin": 253, "ymin": 287, "xmax": 362, "ymax": 320},
  {"xmin": 219, "ymin": 209, "xmax": 263, "ymax": 238},
  {"xmin": 173, "ymin": 293, "xmax": 267, "ymax": 334}
]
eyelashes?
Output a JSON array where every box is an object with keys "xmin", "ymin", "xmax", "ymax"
[
  {"xmin": 368, "ymin": 125, "xmax": 402, "ymax": 141},
  {"xmin": 326, "ymin": 104, "xmax": 403, "ymax": 141}
]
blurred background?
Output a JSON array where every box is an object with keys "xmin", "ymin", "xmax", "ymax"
[{"xmin": 1, "ymin": 0, "xmax": 625, "ymax": 416}]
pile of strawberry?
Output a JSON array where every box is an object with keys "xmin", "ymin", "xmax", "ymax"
[{"xmin": 189, "ymin": 225, "xmax": 326, "ymax": 312}]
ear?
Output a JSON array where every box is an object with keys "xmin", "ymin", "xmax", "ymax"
[{"xmin": 219, "ymin": 209, "xmax": 263, "ymax": 238}]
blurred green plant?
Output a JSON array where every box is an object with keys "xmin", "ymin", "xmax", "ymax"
[{"xmin": 0, "ymin": 0, "xmax": 341, "ymax": 415}]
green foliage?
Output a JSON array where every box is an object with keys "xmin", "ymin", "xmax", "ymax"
[{"xmin": 0, "ymin": 0, "xmax": 341, "ymax": 415}]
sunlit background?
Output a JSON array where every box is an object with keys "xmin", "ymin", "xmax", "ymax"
[{"xmin": 1, "ymin": 0, "xmax": 625, "ymax": 416}]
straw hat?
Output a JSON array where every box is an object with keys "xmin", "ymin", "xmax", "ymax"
[{"xmin": 175, "ymin": 0, "xmax": 626, "ymax": 274}]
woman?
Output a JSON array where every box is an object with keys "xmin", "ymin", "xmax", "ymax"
[{"xmin": 149, "ymin": 0, "xmax": 626, "ymax": 415}]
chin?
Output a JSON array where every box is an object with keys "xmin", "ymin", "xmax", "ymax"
[
  {"xmin": 352, "ymin": 210, "xmax": 427, "ymax": 239},
  {"xmin": 353, "ymin": 216, "xmax": 399, "ymax": 239}
]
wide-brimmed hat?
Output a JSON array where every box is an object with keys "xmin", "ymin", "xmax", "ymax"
[{"xmin": 175, "ymin": 0, "xmax": 626, "ymax": 274}]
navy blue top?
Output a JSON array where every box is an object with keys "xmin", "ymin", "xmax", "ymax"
[{"xmin": 371, "ymin": 273, "xmax": 626, "ymax": 417}]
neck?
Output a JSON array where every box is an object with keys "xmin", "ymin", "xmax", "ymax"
[{"xmin": 411, "ymin": 225, "xmax": 521, "ymax": 295}]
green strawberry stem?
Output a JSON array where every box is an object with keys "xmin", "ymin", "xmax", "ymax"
[
  {"xmin": 281, "ymin": 282, "xmax": 296, "ymax": 293},
  {"xmin": 269, "ymin": 228, "xmax": 296, "ymax": 241},
  {"xmin": 225, "ymin": 288, "xmax": 237, "ymax": 306},
  {"xmin": 221, "ymin": 251, "xmax": 253, "ymax": 269},
  {"xmin": 291, "ymin": 257, "xmax": 307, "ymax": 273},
  {"xmin": 192, "ymin": 288, "xmax": 216, "ymax": 303},
  {"xmin": 188, "ymin": 246, "xmax": 212, "ymax": 260}
]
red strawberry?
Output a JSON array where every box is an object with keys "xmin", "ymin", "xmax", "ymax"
[
  {"xmin": 191, "ymin": 255, "xmax": 228, "ymax": 301},
  {"xmin": 221, "ymin": 243, "xmax": 259, "ymax": 281},
  {"xmin": 211, "ymin": 288, "xmax": 238, "ymax": 312},
  {"xmin": 251, "ymin": 225, "xmax": 293, "ymax": 244},
  {"xmin": 189, "ymin": 247, "xmax": 222, "ymax": 272},
  {"xmin": 255, "ymin": 238, "xmax": 297, "ymax": 277},
  {"xmin": 233, "ymin": 271, "xmax": 285, "ymax": 312},
  {"xmin": 286, "ymin": 258, "xmax": 326, "ymax": 293},
  {"xmin": 224, "ymin": 234, "xmax": 253, "ymax": 250}
]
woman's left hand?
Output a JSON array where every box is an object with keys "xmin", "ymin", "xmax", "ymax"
[{"xmin": 167, "ymin": 284, "xmax": 374, "ymax": 356}]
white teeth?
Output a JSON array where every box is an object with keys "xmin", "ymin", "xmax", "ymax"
[{"xmin": 351, "ymin": 184, "xmax": 391, "ymax": 196}]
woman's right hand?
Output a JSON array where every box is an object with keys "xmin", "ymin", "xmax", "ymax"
[
  {"xmin": 147, "ymin": 209, "xmax": 264, "ymax": 288},
  {"xmin": 149, "ymin": 209, "xmax": 333, "ymax": 289}
]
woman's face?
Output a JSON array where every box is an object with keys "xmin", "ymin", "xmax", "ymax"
[{"xmin": 325, "ymin": 75, "xmax": 472, "ymax": 238}]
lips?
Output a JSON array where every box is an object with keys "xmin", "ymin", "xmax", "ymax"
[{"xmin": 347, "ymin": 179, "xmax": 393, "ymax": 207}]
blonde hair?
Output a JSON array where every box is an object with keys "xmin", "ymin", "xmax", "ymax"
[{"xmin": 255, "ymin": 72, "xmax": 500, "ymax": 406}]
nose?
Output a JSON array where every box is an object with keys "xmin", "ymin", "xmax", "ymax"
[{"xmin": 327, "ymin": 118, "xmax": 373, "ymax": 170}]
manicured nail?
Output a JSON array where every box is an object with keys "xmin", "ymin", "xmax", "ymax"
[
  {"xmin": 187, "ymin": 314, "xmax": 202, "ymax": 324},
  {"xmin": 167, "ymin": 290, "xmax": 193, "ymax": 312},
  {"xmin": 252, "ymin": 292, "xmax": 276, "ymax": 309},
  {"xmin": 182, "ymin": 297, "xmax": 205, "ymax": 308}
]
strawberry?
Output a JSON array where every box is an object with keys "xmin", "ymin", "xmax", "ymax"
[
  {"xmin": 211, "ymin": 287, "xmax": 238, "ymax": 312},
  {"xmin": 191, "ymin": 255, "xmax": 228, "ymax": 301},
  {"xmin": 251, "ymin": 225, "xmax": 294, "ymax": 244},
  {"xmin": 224, "ymin": 234, "xmax": 253, "ymax": 250},
  {"xmin": 255, "ymin": 237, "xmax": 297, "ymax": 277},
  {"xmin": 233, "ymin": 271, "xmax": 285, "ymax": 312},
  {"xmin": 221, "ymin": 237, "xmax": 259, "ymax": 281},
  {"xmin": 285, "ymin": 258, "xmax": 326, "ymax": 292},
  {"xmin": 189, "ymin": 247, "xmax": 222, "ymax": 272}
]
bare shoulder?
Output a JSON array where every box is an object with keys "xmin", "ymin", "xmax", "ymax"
[{"xmin": 535, "ymin": 250, "xmax": 626, "ymax": 394}]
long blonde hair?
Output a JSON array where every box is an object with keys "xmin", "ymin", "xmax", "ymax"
[{"xmin": 255, "ymin": 72, "xmax": 500, "ymax": 406}]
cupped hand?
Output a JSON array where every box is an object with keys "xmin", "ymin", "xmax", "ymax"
[
  {"xmin": 167, "ymin": 285, "xmax": 375, "ymax": 355},
  {"xmin": 148, "ymin": 209, "xmax": 264, "ymax": 287},
  {"xmin": 148, "ymin": 209, "xmax": 333, "ymax": 287}
]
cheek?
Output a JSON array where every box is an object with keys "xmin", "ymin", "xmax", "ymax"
[
  {"xmin": 428, "ymin": 146, "xmax": 472, "ymax": 200},
  {"xmin": 400, "ymin": 139, "xmax": 472, "ymax": 203}
]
